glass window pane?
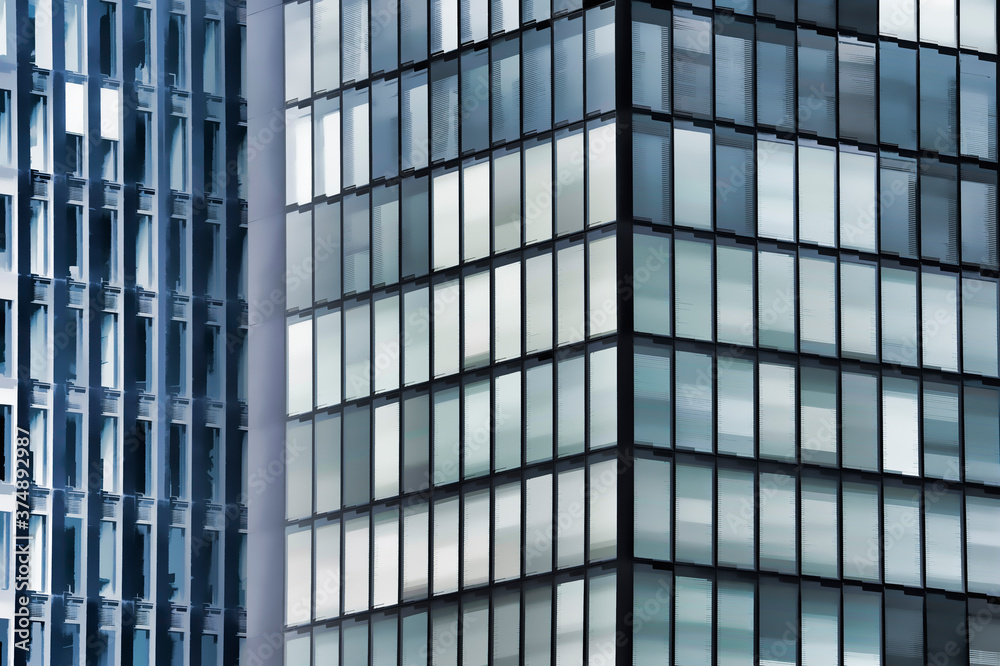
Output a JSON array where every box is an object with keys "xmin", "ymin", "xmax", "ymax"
[
  {"xmin": 494, "ymin": 483, "xmax": 521, "ymax": 582},
  {"xmin": 635, "ymin": 457, "xmax": 671, "ymax": 560},
  {"xmin": 716, "ymin": 245, "xmax": 753, "ymax": 347},
  {"xmin": 842, "ymin": 481, "xmax": 880, "ymax": 582},
  {"xmin": 673, "ymin": 127, "xmax": 712, "ymax": 229},
  {"xmin": 675, "ymin": 577, "xmax": 712, "ymax": 666},
  {"xmin": 675, "ymin": 351, "xmax": 713, "ymax": 453},
  {"xmin": 717, "ymin": 467, "xmax": 754, "ymax": 568},
  {"xmin": 635, "ymin": 344, "xmax": 671, "ymax": 448},
  {"xmin": 759, "ymin": 363, "xmax": 796, "ymax": 461},
  {"xmin": 674, "ymin": 238, "xmax": 712, "ymax": 340},
  {"xmin": 800, "ymin": 476, "xmax": 838, "ymax": 578},
  {"xmin": 757, "ymin": 250, "xmax": 795, "ymax": 351},
  {"xmin": 882, "ymin": 377, "xmax": 919, "ymax": 476},
  {"xmin": 883, "ymin": 485, "xmax": 921, "ymax": 587},
  {"xmin": 675, "ymin": 460, "xmax": 713, "ymax": 565},
  {"xmin": 634, "ymin": 230, "xmax": 671, "ymax": 336},
  {"xmin": 557, "ymin": 468, "xmax": 585, "ymax": 568},
  {"xmin": 344, "ymin": 517, "xmax": 370, "ymax": 613}
]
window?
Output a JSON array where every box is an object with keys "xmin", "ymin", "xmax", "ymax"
[
  {"xmin": 633, "ymin": 4, "xmax": 670, "ymax": 114},
  {"xmin": 343, "ymin": 194, "xmax": 370, "ymax": 296},
  {"xmin": 924, "ymin": 487, "xmax": 963, "ymax": 591},
  {"xmin": 285, "ymin": 527, "xmax": 311, "ymax": 625},
  {"xmin": 134, "ymin": 7, "xmax": 151, "ymax": 83},
  {"xmin": 675, "ymin": 351, "xmax": 712, "ymax": 452},
  {"xmin": 494, "ymin": 482, "xmax": 521, "ymax": 581},
  {"xmin": 99, "ymin": 2, "xmax": 116, "ymax": 77},
  {"xmin": 494, "ymin": 262, "xmax": 520, "ymax": 362},
  {"xmin": 28, "ymin": 0, "xmax": 52, "ymax": 69},
  {"xmin": 964, "ymin": 387, "xmax": 1000, "ymax": 485},
  {"xmin": 717, "ymin": 466, "xmax": 754, "ymax": 568},
  {"xmin": 880, "ymin": 42, "xmax": 918, "ymax": 150},
  {"xmin": 343, "ymin": 88, "xmax": 370, "ymax": 189},
  {"xmin": 635, "ymin": 457, "xmax": 671, "ymax": 559},
  {"xmin": 286, "ymin": 318, "xmax": 313, "ymax": 414},
  {"xmin": 800, "ymin": 367, "xmax": 837, "ymax": 465},
  {"xmin": 555, "ymin": 131, "xmax": 584, "ymax": 236},
  {"xmin": 557, "ymin": 245, "xmax": 584, "ymax": 346},
  {"xmin": 842, "ymin": 481, "xmax": 880, "ymax": 581},
  {"xmin": 433, "ymin": 497, "xmax": 458, "ymax": 594},
  {"xmin": 285, "ymin": 106, "xmax": 311, "ymax": 205},
  {"xmin": 675, "ymin": 577, "xmax": 712, "ymax": 665},
  {"xmin": 881, "ymin": 267, "xmax": 918, "ymax": 366},
  {"xmin": 166, "ymin": 14, "xmax": 186, "ymax": 88},
  {"xmin": 203, "ymin": 20, "xmax": 222, "ymax": 95},
  {"xmin": 402, "ymin": 505, "xmax": 428, "ymax": 600},
  {"xmin": 842, "ymin": 371, "xmax": 879, "ymax": 470},
  {"xmin": 673, "ymin": 11, "xmax": 712, "ymax": 117},
  {"xmin": 798, "ymin": 146, "xmax": 836, "ymax": 246},
  {"xmin": 373, "ymin": 510, "xmax": 398, "ymax": 608},
  {"xmin": 633, "ymin": 117, "xmax": 671, "ymax": 225},
  {"xmin": 922, "ymin": 272, "xmax": 959, "ymax": 371},
  {"xmin": 800, "ymin": 476, "xmax": 838, "ymax": 577},
  {"xmin": 883, "ymin": 484, "xmax": 921, "ymax": 587},
  {"xmin": 588, "ymin": 122, "xmax": 616, "ymax": 227},
  {"xmin": 64, "ymin": 0, "xmax": 84, "ymax": 73},
  {"xmin": 29, "ymin": 94, "xmax": 48, "ymax": 172},
  {"xmin": 716, "ymin": 24, "xmax": 753, "ymax": 125},
  {"xmin": 557, "ymin": 469, "xmax": 585, "ymax": 568},
  {"xmin": 757, "ymin": 250, "xmax": 795, "ymax": 351},
  {"xmin": 838, "ymin": 39, "xmax": 876, "ymax": 143},
  {"xmin": 98, "ymin": 520, "xmax": 117, "ymax": 597},
  {"xmin": 674, "ymin": 238, "xmax": 712, "ymax": 340},
  {"xmin": 675, "ymin": 460, "xmax": 713, "ymax": 565},
  {"xmin": 492, "ymin": 37, "xmax": 520, "ymax": 145},
  {"xmin": 554, "ymin": 16, "xmax": 583, "ymax": 126},
  {"xmin": 673, "ymin": 127, "xmax": 712, "ymax": 229},
  {"xmin": 799, "ymin": 256, "xmax": 836, "ymax": 356},
  {"xmin": 838, "ymin": 151, "xmax": 877, "ymax": 252},
  {"xmin": 345, "ymin": 303, "xmax": 370, "ymax": 399},
  {"xmin": 882, "ymin": 377, "xmax": 919, "ymax": 476}
]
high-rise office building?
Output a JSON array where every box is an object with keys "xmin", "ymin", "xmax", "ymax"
[
  {"xmin": 0, "ymin": 1, "xmax": 250, "ymax": 664},
  {"xmin": 249, "ymin": 0, "xmax": 999, "ymax": 663}
]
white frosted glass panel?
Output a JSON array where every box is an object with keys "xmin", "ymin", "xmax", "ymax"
[
  {"xmin": 881, "ymin": 267, "xmax": 917, "ymax": 366},
  {"xmin": 286, "ymin": 106, "xmax": 313, "ymax": 206},
  {"xmin": 373, "ymin": 510, "xmax": 399, "ymax": 608},
  {"xmin": 588, "ymin": 235, "xmax": 617, "ymax": 337},
  {"xmin": 373, "ymin": 404, "xmax": 400, "ymax": 499},
  {"xmin": 344, "ymin": 517, "xmax": 370, "ymax": 613},
  {"xmin": 798, "ymin": 146, "xmax": 837, "ymax": 247},
  {"xmin": 588, "ymin": 459, "xmax": 617, "ymax": 560},
  {"xmin": 556, "ymin": 580, "xmax": 584, "ymax": 665},
  {"xmin": 966, "ymin": 495, "xmax": 1000, "ymax": 593},
  {"xmin": 494, "ymin": 483, "xmax": 521, "ymax": 581},
  {"xmin": 757, "ymin": 140, "xmax": 795, "ymax": 241},
  {"xmin": 525, "ymin": 254, "xmax": 553, "ymax": 353},
  {"xmin": 402, "ymin": 504, "xmax": 429, "ymax": 600},
  {"xmin": 960, "ymin": 0, "xmax": 996, "ymax": 53},
  {"xmin": 432, "ymin": 171, "xmax": 459, "ymax": 270},
  {"xmin": 315, "ymin": 522, "xmax": 341, "ymax": 619},
  {"xmin": 525, "ymin": 141, "xmax": 554, "ymax": 243},
  {"xmin": 316, "ymin": 311, "xmax": 342, "ymax": 407},
  {"xmin": 463, "ymin": 490, "xmax": 490, "ymax": 587},
  {"xmin": 674, "ymin": 128, "xmax": 712, "ymax": 229},
  {"xmin": 287, "ymin": 319, "xmax": 313, "ymax": 415},
  {"xmin": 882, "ymin": 377, "xmax": 920, "ymax": 476},
  {"xmin": 495, "ymin": 262, "xmax": 521, "ymax": 362},
  {"xmin": 557, "ymin": 244, "xmax": 585, "ymax": 345},
  {"xmin": 345, "ymin": 304, "xmax": 370, "ymax": 400},
  {"xmin": 463, "ymin": 161, "xmax": 490, "ymax": 261},
  {"xmin": 880, "ymin": 0, "xmax": 917, "ymax": 40},
  {"xmin": 920, "ymin": 0, "xmax": 956, "ymax": 46},
  {"xmin": 373, "ymin": 297, "xmax": 399, "ymax": 393},
  {"xmin": 557, "ymin": 469, "xmax": 585, "ymax": 568},
  {"xmin": 433, "ymin": 281, "xmax": 460, "ymax": 377},
  {"xmin": 433, "ymin": 497, "xmax": 459, "ymax": 594},
  {"xmin": 286, "ymin": 529, "xmax": 312, "ymax": 625},
  {"xmin": 588, "ymin": 123, "xmax": 616, "ymax": 226}
]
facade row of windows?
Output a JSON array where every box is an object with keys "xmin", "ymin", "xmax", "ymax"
[
  {"xmin": 287, "ymin": 236, "xmax": 618, "ymax": 413},
  {"xmin": 631, "ymin": 567, "xmax": 1000, "ymax": 666},
  {"xmin": 635, "ymin": 120, "xmax": 999, "ymax": 268},
  {"xmin": 286, "ymin": 461, "xmax": 616, "ymax": 622},
  {"xmin": 635, "ymin": 6, "xmax": 998, "ymax": 156},
  {"xmin": 634, "ymin": 229, "xmax": 1000, "ymax": 375},
  {"xmin": 286, "ymin": 345, "xmax": 617, "ymax": 518},
  {"xmin": 636, "ymin": 344, "xmax": 1000, "ymax": 481},
  {"xmin": 286, "ymin": 130, "xmax": 616, "ymax": 308},
  {"xmin": 284, "ymin": 568, "xmax": 616, "ymax": 666},
  {"xmin": 635, "ymin": 453, "xmax": 1000, "ymax": 592},
  {"xmin": 286, "ymin": 73, "xmax": 618, "ymax": 208},
  {"xmin": 15, "ymin": 0, "xmax": 243, "ymax": 96},
  {"xmin": 284, "ymin": 0, "xmax": 614, "ymax": 101},
  {"xmin": 282, "ymin": 566, "xmax": 1000, "ymax": 666},
  {"xmin": 672, "ymin": 0, "xmax": 997, "ymax": 53}
]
